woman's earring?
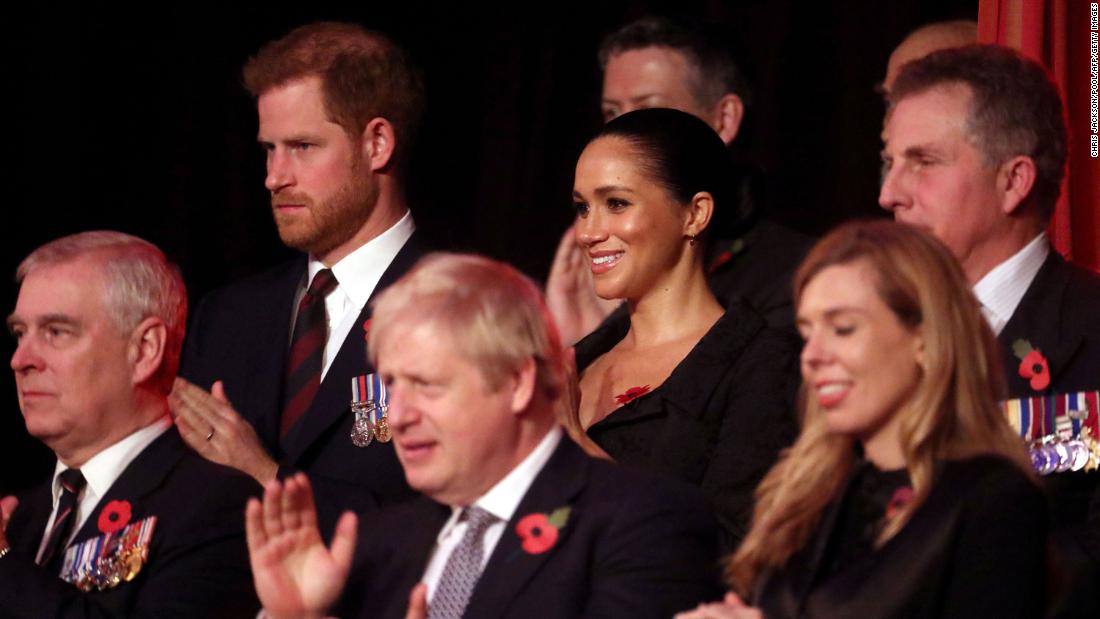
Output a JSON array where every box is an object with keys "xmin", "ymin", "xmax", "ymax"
[{"xmin": 688, "ymin": 234, "xmax": 697, "ymax": 246}]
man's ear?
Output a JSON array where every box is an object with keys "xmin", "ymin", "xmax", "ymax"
[
  {"xmin": 128, "ymin": 317, "xmax": 167, "ymax": 386},
  {"xmin": 998, "ymin": 155, "xmax": 1037, "ymax": 216},
  {"xmin": 509, "ymin": 356, "xmax": 538, "ymax": 415},
  {"xmin": 711, "ymin": 93, "xmax": 744, "ymax": 145},
  {"xmin": 684, "ymin": 191, "xmax": 715, "ymax": 240},
  {"xmin": 360, "ymin": 117, "xmax": 397, "ymax": 171}
]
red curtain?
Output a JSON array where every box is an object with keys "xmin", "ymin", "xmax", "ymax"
[{"xmin": 978, "ymin": 0, "xmax": 1100, "ymax": 271}]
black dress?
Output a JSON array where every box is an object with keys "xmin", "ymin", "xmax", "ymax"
[
  {"xmin": 574, "ymin": 299, "xmax": 800, "ymax": 551},
  {"xmin": 754, "ymin": 456, "xmax": 1047, "ymax": 618}
]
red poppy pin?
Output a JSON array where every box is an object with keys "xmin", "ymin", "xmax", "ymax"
[
  {"xmin": 515, "ymin": 506, "xmax": 570, "ymax": 554},
  {"xmin": 707, "ymin": 239, "xmax": 745, "ymax": 274},
  {"xmin": 614, "ymin": 385, "xmax": 651, "ymax": 405},
  {"xmin": 1013, "ymin": 339, "xmax": 1050, "ymax": 391},
  {"xmin": 362, "ymin": 319, "xmax": 372, "ymax": 342},
  {"xmin": 884, "ymin": 486, "xmax": 914, "ymax": 521},
  {"xmin": 97, "ymin": 500, "xmax": 132, "ymax": 534}
]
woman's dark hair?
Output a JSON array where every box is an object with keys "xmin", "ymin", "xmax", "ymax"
[{"xmin": 592, "ymin": 108, "xmax": 743, "ymax": 242}]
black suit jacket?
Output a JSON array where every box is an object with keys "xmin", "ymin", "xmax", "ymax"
[
  {"xmin": 180, "ymin": 234, "xmax": 431, "ymax": 533},
  {"xmin": 574, "ymin": 301, "xmax": 801, "ymax": 552},
  {"xmin": 997, "ymin": 250, "xmax": 1100, "ymax": 617},
  {"xmin": 0, "ymin": 428, "xmax": 260, "ymax": 618},
  {"xmin": 998, "ymin": 250, "xmax": 1100, "ymax": 401},
  {"xmin": 338, "ymin": 437, "xmax": 723, "ymax": 619},
  {"xmin": 705, "ymin": 219, "xmax": 814, "ymax": 331},
  {"xmin": 755, "ymin": 456, "xmax": 1047, "ymax": 619}
]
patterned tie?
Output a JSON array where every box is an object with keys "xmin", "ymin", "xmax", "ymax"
[
  {"xmin": 281, "ymin": 269, "xmax": 339, "ymax": 438},
  {"xmin": 429, "ymin": 506, "xmax": 498, "ymax": 619},
  {"xmin": 39, "ymin": 468, "xmax": 86, "ymax": 572}
]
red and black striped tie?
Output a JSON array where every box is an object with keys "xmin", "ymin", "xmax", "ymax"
[
  {"xmin": 281, "ymin": 269, "xmax": 338, "ymax": 437},
  {"xmin": 39, "ymin": 468, "xmax": 86, "ymax": 571}
]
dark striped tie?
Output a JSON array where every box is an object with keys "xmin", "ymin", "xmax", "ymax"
[
  {"xmin": 281, "ymin": 269, "xmax": 338, "ymax": 437},
  {"xmin": 39, "ymin": 468, "xmax": 86, "ymax": 572}
]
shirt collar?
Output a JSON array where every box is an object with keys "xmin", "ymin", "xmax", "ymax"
[
  {"xmin": 307, "ymin": 210, "xmax": 415, "ymax": 308},
  {"xmin": 436, "ymin": 427, "xmax": 563, "ymax": 542},
  {"xmin": 52, "ymin": 416, "xmax": 172, "ymax": 504},
  {"xmin": 972, "ymin": 233, "xmax": 1049, "ymax": 334}
]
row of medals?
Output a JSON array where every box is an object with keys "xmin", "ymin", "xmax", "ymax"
[
  {"xmin": 75, "ymin": 545, "xmax": 146, "ymax": 592},
  {"xmin": 351, "ymin": 401, "xmax": 391, "ymax": 447},
  {"xmin": 1029, "ymin": 426, "xmax": 1100, "ymax": 475}
]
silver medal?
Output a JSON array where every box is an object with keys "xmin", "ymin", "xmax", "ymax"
[{"xmin": 351, "ymin": 404, "xmax": 375, "ymax": 447}]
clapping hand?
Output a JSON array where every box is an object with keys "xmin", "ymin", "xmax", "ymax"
[
  {"xmin": 245, "ymin": 473, "xmax": 358, "ymax": 619},
  {"xmin": 545, "ymin": 225, "xmax": 620, "ymax": 346},
  {"xmin": 170, "ymin": 377, "xmax": 279, "ymax": 484},
  {"xmin": 0, "ymin": 495, "xmax": 18, "ymax": 549},
  {"xmin": 675, "ymin": 592, "xmax": 765, "ymax": 619}
]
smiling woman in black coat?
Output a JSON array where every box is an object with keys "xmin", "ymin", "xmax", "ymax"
[
  {"xmin": 678, "ymin": 221, "xmax": 1045, "ymax": 619},
  {"xmin": 565, "ymin": 109, "xmax": 800, "ymax": 552}
]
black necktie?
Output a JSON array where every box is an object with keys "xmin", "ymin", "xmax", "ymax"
[
  {"xmin": 281, "ymin": 269, "xmax": 339, "ymax": 437},
  {"xmin": 39, "ymin": 468, "xmax": 86, "ymax": 573}
]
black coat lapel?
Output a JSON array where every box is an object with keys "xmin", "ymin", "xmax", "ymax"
[
  {"xmin": 462, "ymin": 438, "xmax": 589, "ymax": 617},
  {"xmin": 67, "ymin": 429, "xmax": 188, "ymax": 548},
  {"xmin": 283, "ymin": 234, "xmax": 431, "ymax": 463},
  {"xmin": 997, "ymin": 252, "xmax": 1083, "ymax": 396}
]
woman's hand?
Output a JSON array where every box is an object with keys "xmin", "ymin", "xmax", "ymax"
[{"xmin": 675, "ymin": 593, "xmax": 764, "ymax": 619}]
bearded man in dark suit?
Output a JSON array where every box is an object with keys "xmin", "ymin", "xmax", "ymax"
[
  {"xmin": 171, "ymin": 22, "xmax": 431, "ymax": 533},
  {"xmin": 0, "ymin": 231, "xmax": 259, "ymax": 618},
  {"xmin": 246, "ymin": 253, "xmax": 722, "ymax": 619}
]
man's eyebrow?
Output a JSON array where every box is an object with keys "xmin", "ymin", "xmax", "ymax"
[{"xmin": 7, "ymin": 313, "xmax": 81, "ymax": 329}]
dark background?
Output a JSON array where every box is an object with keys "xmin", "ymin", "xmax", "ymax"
[{"xmin": 2, "ymin": 0, "xmax": 975, "ymax": 494}]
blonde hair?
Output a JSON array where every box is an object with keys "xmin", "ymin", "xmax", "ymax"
[
  {"xmin": 368, "ymin": 253, "xmax": 566, "ymax": 408},
  {"xmin": 727, "ymin": 220, "xmax": 1031, "ymax": 594}
]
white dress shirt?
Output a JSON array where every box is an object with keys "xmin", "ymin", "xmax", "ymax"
[
  {"xmin": 36, "ymin": 416, "xmax": 172, "ymax": 563},
  {"xmin": 972, "ymin": 233, "xmax": 1049, "ymax": 335},
  {"xmin": 293, "ymin": 211, "xmax": 415, "ymax": 379},
  {"xmin": 419, "ymin": 427, "xmax": 563, "ymax": 604}
]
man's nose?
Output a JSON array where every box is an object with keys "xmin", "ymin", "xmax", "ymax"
[
  {"xmin": 878, "ymin": 163, "xmax": 907, "ymax": 213},
  {"xmin": 265, "ymin": 150, "xmax": 294, "ymax": 193},
  {"xmin": 11, "ymin": 335, "xmax": 43, "ymax": 373}
]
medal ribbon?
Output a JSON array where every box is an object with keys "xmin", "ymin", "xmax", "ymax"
[
  {"xmin": 1001, "ymin": 390, "xmax": 1100, "ymax": 441},
  {"xmin": 59, "ymin": 517, "xmax": 157, "ymax": 586},
  {"xmin": 366, "ymin": 374, "xmax": 388, "ymax": 424},
  {"xmin": 351, "ymin": 375, "xmax": 369, "ymax": 405}
]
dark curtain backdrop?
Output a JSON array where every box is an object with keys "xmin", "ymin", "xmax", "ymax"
[{"xmin": 2, "ymin": 0, "xmax": 975, "ymax": 494}]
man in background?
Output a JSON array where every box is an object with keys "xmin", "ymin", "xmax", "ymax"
[
  {"xmin": 881, "ymin": 20, "xmax": 977, "ymax": 94},
  {"xmin": 880, "ymin": 44, "xmax": 1100, "ymax": 616}
]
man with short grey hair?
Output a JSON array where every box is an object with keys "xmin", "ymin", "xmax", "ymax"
[
  {"xmin": 0, "ymin": 231, "xmax": 260, "ymax": 618},
  {"xmin": 880, "ymin": 45, "xmax": 1100, "ymax": 616}
]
